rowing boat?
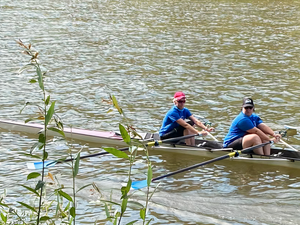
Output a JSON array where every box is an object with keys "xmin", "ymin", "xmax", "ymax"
[{"xmin": 1, "ymin": 119, "xmax": 300, "ymax": 169}]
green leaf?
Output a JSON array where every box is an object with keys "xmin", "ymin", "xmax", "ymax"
[
  {"xmin": 29, "ymin": 79, "xmax": 37, "ymax": 83},
  {"xmin": 59, "ymin": 207, "xmax": 68, "ymax": 218},
  {"xmin": 43, "ymin": 151, "xmax": 48, "ymax": 160},
  {"xmin": 20, "ymin": 102, "xmax": 29, "ymax": 114},
  {"xmin": 30, "ymin": 142, "xmax": 39, "ymax": 152},
  {"xmin": 126, "ymin": 179, "xmax": 132, "ymax": 192},
  {"xmin": 129, "ymin": 146, "xmax": 138, "ymax": 154},
  {"xmin": 45, "ymin": 95, "xmax": 50, "ymax": 106},
  {"xmin": 70, "ymin": 207, "xmax": 76, "ymax": 218},
  {"xmin": 58, "ymin": 190, "xmax": 73, "ymax": 202},
  {"xmin": 17, "ymin": 201, "xmax": 37, "ymax": 213},
  {"xmin": 27, "ymin": 172, "xmax": 41, "ymax": 180},
  {"xmin": 103, "ymin": 147, "xmax": 129, "ymax": 159},
  {"xmin": 121, "ymin": 179, "xmax": 131, "ymax": 199},
  {"xmin": 113, "ymin": 217, "xmax": 118, "ymax": 225},
  {"xmin": 92, "ymin": 182, "xmax": 102, "ymax": 194},
  {"xmin": 17, "ymin": 63, "xmax": 33, "ymax": 74},
  {"xmin": 45, "ymin": 101, "xmax": 55, "ymax": 127},
  {"xmin": 121, "ymin": 186, "xmax": 127, "ymax": 199},
  {"xmin": 101, "ymin": 200, "xmax": 120, "ymax": 206},
  {"xmin": 119, "ymin": 124, "xmax": 131, "ymax": 144},
  {"xmin": 140, "ymin": 208, "xmax": 146, "ymax": 220},
  {"xmin": 111, "ymin": 95, "xmax": 123, "ymax": 114},
  {"xmin": 48, "ymin": 127, "xmax": 65, "ymax": 137},
  {"xmin": 25, "ymin": 118, "xmax": 35, "ymax": 123},
  {"xmin": 121, "ymin": 198, "xmax": 128, "ymax": 214},
  {"xmin": 40, "ymin": 216, "xmax": 51, "ymax": 221},
  {"xmin": 126, "ymin": 220, "xmax": 138, "ymax": 225},
  {"xmin": 148, "ymin": 183, "xmax": 160, "ymax": 201},
  {"xmin": 39, "ymin": 142, "xmax": 45, "ymax": 150},
  {"xmin": 107, "ymin": 109, "xmax": 114, "ymax": 114},
  {"xmin": 35, "ymin": 180, "xmax": 45, "ymax": 191},
  {"xmin": 20, "ymin": 153, "xmax": 41, "ymax": 159},
  {"xmin": 147, "ymin": 165, "xmax": 152, "ymax": 187},
  {"xmin": 36, "ymin": 66, "xmax": 44, "ymax": 91},
  {"xmin": 73, "ymin": 152, "xmax": 80, "ymax": 177},
  {"xmin": 0, "ymin": 202, "xmax": 8, "ymax": 208},
  {"xmin": 1, "ymin": 212, "xmax": 7, "ymax": 223},
  {"xmin": 127, "ymin": 201, "xmax": 144, "ymax": 208},
  {"xmin": 30, "ymin": 142, "xmax": 44, "ymax": 154},
  {"xmin": 57, "ymin": 121, "xmax": 64, "ymax": 130},
  {"xmin": 38, "ymin": 133, "xmax": 45, "ymax": 144},
  {"xmin": 64, "ymin": 202, "xmax": 70, "ymax": 212},
  {"xmin": 104, "ymin": 203, "xmax": 111, "ymax": 221},
  {"xmin": 76, "ymin": 183, "xmax": 92, "ymax": 194},
  {"xmin": 146, "ymin": 218, "xmax": 153, "ymax": 225}
]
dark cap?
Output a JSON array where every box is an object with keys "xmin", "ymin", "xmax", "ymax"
[{"xmin": 242, "ymin": 97, "xmax": 254, "ymax": 108}]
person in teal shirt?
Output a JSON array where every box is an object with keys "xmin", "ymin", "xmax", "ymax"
[
  {"xmin": 223, "ymin": 97, "xmax": 281, "ymax": 155},
  {"xmin": 159, "ymin": 91, "xmax": 214, "ymax": 146}
]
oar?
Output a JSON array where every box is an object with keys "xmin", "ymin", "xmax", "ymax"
[
  {"xmin": 276, "ymin": 129, "xmax": 299, "ymax": 152},
  {"xmin": 207, "ymin": 132, "xmax": 218, "ymax": 142},
  {"xmin": 131, "ymin": 141, "xmax": 272, "ymax": 190},
  {"xmin": 26, "ymin": 146, "xmax": 131, "ymax": 169},
  {"xmin": 27, "ymin": 133, "xmax": 203, "ymax": 169},
  {"xmin": 282, "ymin": 126, "xmax": 297, "ymax": 136},
  {"xmin": 146, "ymin": 133, "xmax": 202, "ymax": 147},
  {"xmin": 279, "ymin": 140, "xmax": 299, "ymax": 152},
  {"xmin": 284, "ymin": 125, "xmax": 299, "ymax": 134}
]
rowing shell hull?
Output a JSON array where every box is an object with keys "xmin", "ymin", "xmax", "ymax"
[
  {"xmin": 150, "ymin": 144, "xmax": 300, "ymax": 169},
  {"xmin": 1, "ymin": 119, "xmax": 300, "ymax": 169},
  {"xmin": 0, "ymin": 119, "xmax": 127, "ymax": 146}
]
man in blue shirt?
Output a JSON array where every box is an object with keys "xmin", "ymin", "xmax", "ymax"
[
  {"xmin": 159, "ymin": 91, "xmax": 214, "ymax": 146},
  {"xmin": 223, "ymin": 98, "xmax": 281, "ymax": 155}
]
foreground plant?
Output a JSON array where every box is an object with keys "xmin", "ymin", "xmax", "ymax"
[
  {"xmin": 13, "ymin": 40, "xmax": 82, "ymax": 224},
  {"xmin": 0, "ymin": 41, "xmax": 156, "ymax": 225},
  {"xmin": 96, "ymin": 96, "xmax": 156, "ymax": 225}
]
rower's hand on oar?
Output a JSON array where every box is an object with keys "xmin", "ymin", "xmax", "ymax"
[
  {"xmin": 273, "ymin": 133, "xmax": 282, "ymax": 140},
  {"xmin": 199, "ymin": 131, "xmax": 208, "ymax": 136},
  {"xmin": 271, "ymin": 137, "xmax": 279, "ymax": 144},
  {"xmin": 205, "ymin": 127, "xmax": 215, "ymax": 132},
  {"xmin": 271, "ymin": 135, "xmax": 281, "ymax": 144}
]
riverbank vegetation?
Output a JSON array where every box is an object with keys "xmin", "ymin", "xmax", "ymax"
[{"xmin": 0, "ymin": 41, "xmax": 155, "ymax": 224}]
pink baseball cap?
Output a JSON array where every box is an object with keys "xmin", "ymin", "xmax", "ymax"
[{"xmin": 174, "ymin": 92, "xmax": 186, "ymax": 101}]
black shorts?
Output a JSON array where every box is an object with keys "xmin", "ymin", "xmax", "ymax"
[
  {"xmin": 160, "ymin": 120, "xmax": 194, "ymax": 141},
  {"xmin": 227, "ymin": 137, "xmax": 243, "ymax": 150}
]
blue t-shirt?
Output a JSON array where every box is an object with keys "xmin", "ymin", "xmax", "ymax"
[
  {"xmin": 223, "ymin": 111, "xmax": 263, "ymax": 147},
  {"xmin": 159, "ymin": 105, "xmax": 192, "ymax": 136}
]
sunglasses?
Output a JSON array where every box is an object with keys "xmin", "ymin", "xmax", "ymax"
[
  {"xmin": 244, "ymin": 106, "xmax": 253, "ymax": 110},
  {"xmin": 178, "ymin": 100, "xmax": 186, "ymax": 103}
]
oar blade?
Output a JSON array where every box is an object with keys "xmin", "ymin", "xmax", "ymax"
[
  {"xmin": 131, "ymin": 179, "xmax": 148, "ymax": 190},
  {"xmin": 283, "ymin": 125, "xmax": 298, "ymax": 136},
  {"xmin": 27, "ymin": 160, "xmax": 57, "ymax": 170}
]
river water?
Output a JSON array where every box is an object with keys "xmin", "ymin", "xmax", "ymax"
[{"xmin": 1, "ymin": 0, "xmax": 300, "ymax": 224}]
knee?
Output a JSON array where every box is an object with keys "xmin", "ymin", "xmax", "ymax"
[
  {"xmin": 245, "ymin": 134, "xmax": 262, "ymax": 144},
  {"xmin": 183, "ymin": 129, "xmax": 190, "ymax": 135},
  {"xmin": 252, "ymin": 134, "xmax": 262, "ymax": 143}
]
